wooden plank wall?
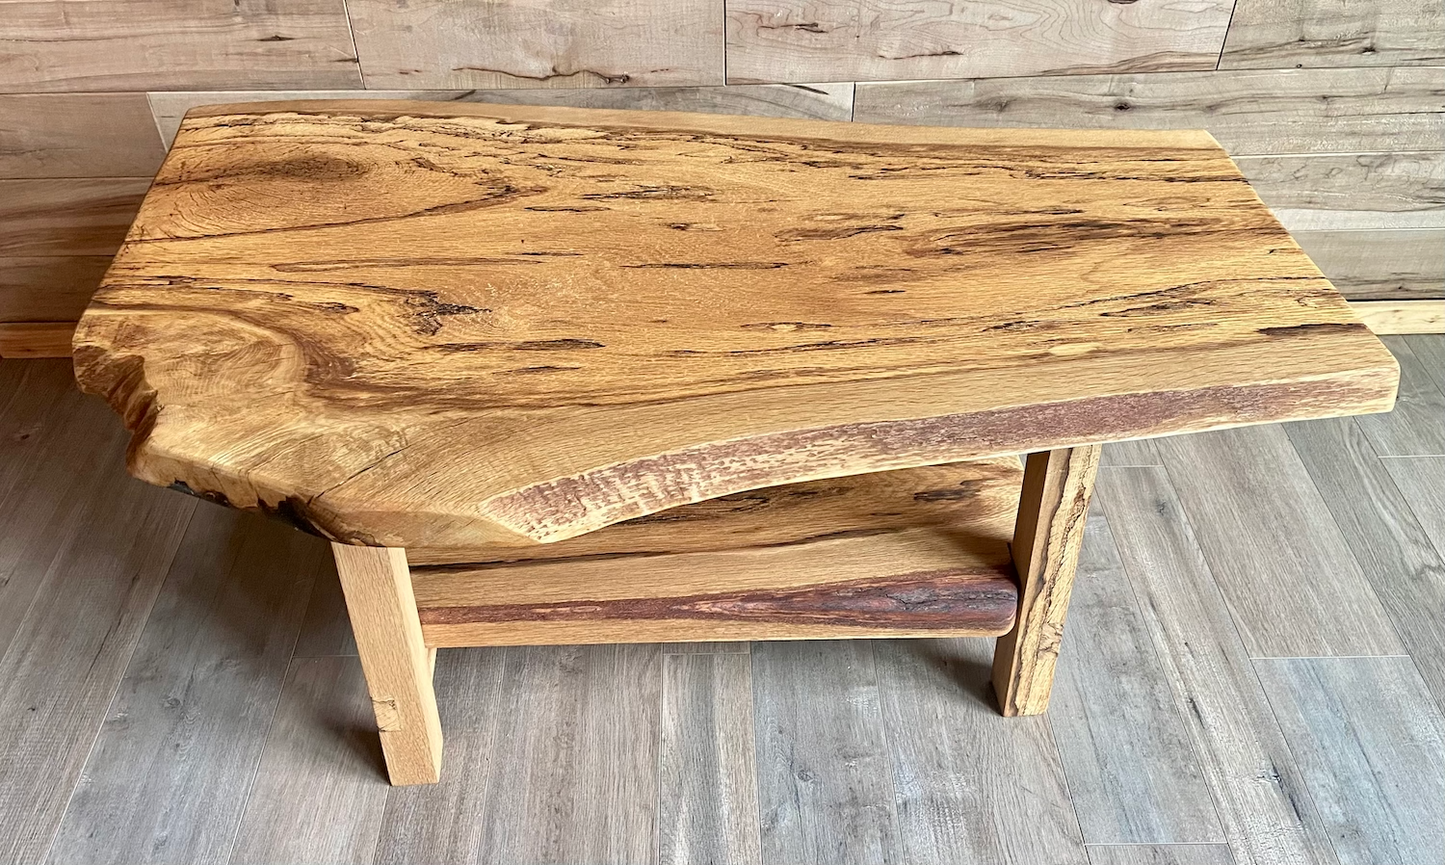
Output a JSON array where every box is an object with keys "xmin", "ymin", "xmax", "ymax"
[{"xmin": 1, "ymin": 0, "xmax": 1441, "ymax": 354}]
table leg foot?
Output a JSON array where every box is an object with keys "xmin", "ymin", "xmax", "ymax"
[
  {"xmin": 332, "ymin": 542, "xmax": 443, "ymax": 785},
  {"xmin": 992, "ymin": 444, "xmax": 1100, "ymax": 716}
]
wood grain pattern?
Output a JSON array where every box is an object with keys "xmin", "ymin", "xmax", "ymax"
[
  {"xmin": 228, "ymin": 657, "xmax": 388, "ymax": 865},
  {"xmin": 72, "ymin": 100, "xmax": 1399, "ymax": 551},
  {"xmin": 46, "ymin": 505, "xmax": 323, "ymax": 865},
  {"xmin": 1155, "ymin": 426, "xmax": 1403, "ymax": 657},
  {"xmin": 1237, "ymin": 152, "xmax": 1445, "ymax": 231},
  {"xmin": 407, "ymin": 457, "xmax": 1022, "ymax": 565},
  {"xmin": 1050, "ymin": 508, "xmax": 1225, "ymax": 844},
  {"xmin": 725, "ymin": 0, "xmax": 1232, "ymax": 84},
  {"xmin": 752, "ymin": 640, "xmax": 901, "ymax": 864},
  {"xmin": 853, "ymin": 67, "xmax": 1445, "ymax": 155},
  {"xmin": 412, "ymin": 533, "xmax": 1020, "ymax": 647},
  {"xmin": 347, "ymin": 0, "xmax": 723, "ymax": 89},
  {"xmin": 1220, "ymin": 0, "xmax": 1445, "ymax": 69},
  {"xmin": 875, "ymin": 637, "xmax": 1089, "ymax": 865},
  {"xmin": 0, "ymin": 178, "xmax": 148, "ymax": 256},
  {"xmin": 1349, "ymin": 299, "xmax": 1445, "ymax": 334},
  {"xmin": 382, "ymin": 645, "xmax": 662, "ymax": 863},
  {"xmin": 0, "ymin": 408, "xmax": 194, "ymax": 865},
  {"xmin": 0, "ymin": 257, "xmax": 112, "ymax": 322},
  {"xmin": 1253, "ymin": 657, "xmax": 1445, "ymax": 865},
  {"xmin": 0, "ymin": 0, "xmax": 361, "ymax": 92},
  {"xmin": 0, "ymin": 322, "xmax": 73, "ymax": 358},
  {"xmin": 1086, "ymin": 845, "xmax": 1236, "ymax": 865},
  {"xmin": 1286, "ymin": 418, "xmax": 1445, "ymax": 723},
  {"xmin": 0, "ymin": 93, "xmax": 165, "ymax": 178},
  {"xmin": 1356, "ymin": 335, "xmax": 1445, "ymax": 455},
  {"xmin": 1294, "ymin": 230, "xmax": 1445, "ymax": 300},
  {"xmin": 659, "ymin": 653, "xmax": 762, "ymax": 865},
  {"xmin": 331, "ymin": 544, "xmax": 441, "ymax": 786},
  {"xmin": 993, "ymin": 445, "xmax": 1100, "ymax": 716},
  {"xmin": 1096, "ymin": 467, "xmax": 1343, "ymax": 865},
  {"xmin": 147, "ymin": 85, "xmax": 854, "ymax": 147}
]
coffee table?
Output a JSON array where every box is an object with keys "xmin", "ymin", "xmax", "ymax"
[{"xmin": 72, "ymin": 101, "xmax": 1399, "ymax": 785}]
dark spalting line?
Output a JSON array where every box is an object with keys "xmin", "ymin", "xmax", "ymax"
[
  {"xmin": 496, "ymin": 365, "xmax": 581, "ymax": 375},
  {"xmin": 524, "ymin": 205, "xmax": 609, "ymax": 212},
  {"xmin": 777, "ymin": 225, "xmax": 904, "ymax": 242},
  {"xmin": 1258, "ymin": 322, "xmax": 1371, "ymax": 338},
  {"xmin": 739, "ymin": 321, "xmax": 834, "ymax": 331},
  {"xmin": 414, "ymin": 526, "xmax": 971, "ymax": 570},
  {"xmin": 417, "ymin": 570, "xmax": 1019, "ymax": 629},
  {"xmin": 912, "ymin": 482, "xmax": 988, "ymax": 502},
  {"xmin": 271, "ymin": 257, "xmax": 542, "ymax": 271},
  {"xmin": 619, "ymin": 262, "xmax": 790, "ymax": 270},
  {"xmin": 434, "ymin": 338, "xmax": 604, "ymax": 352},
  {"xmin": 669, "ymin": 336, "xmax": 923, "ymax": 357},
  {"xmin": 408, "ymin": 295, "xmax": 491, "ymax": 336}
]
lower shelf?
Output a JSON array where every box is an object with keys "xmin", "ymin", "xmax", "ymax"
[{"xmin": 411, "ymin": 460, "xmax": 1024, "ymax": 647}]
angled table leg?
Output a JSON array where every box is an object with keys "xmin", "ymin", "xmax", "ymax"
[
  {"xmin": 992, "ymin": 445, "xmax": 1101, "ymax": 716},
  {"xmin": 331, "ymin": 543, "xmax": 443, "ymax": 785}
]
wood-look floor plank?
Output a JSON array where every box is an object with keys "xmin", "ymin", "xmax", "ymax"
[
  {"xmin": 1285, "ymin": 419, "xmax": 1445, "ymax": 709},
  {"xmin": 1220, "ymin": 0, "xmax": 1445, "ymax": 68},
  {"xmin": 228, "ymin": 657, "xmax": 389, "ymax": 865},
  {"xmin": 1096, "ymin": 467, "xmax": 1343, "ymax": 865},
  {"xmin": 1051, "ymin": 507, "xmax": 1223, "ymax": 844},
  {"xmin": 725, "ymin": 0, "xmax": 1231, "ymax": 83},
  {"xmin": 1293, "ymin": 230, "xmax": 1445, "ymax": 300},
  {"xmin": 377, "ymin": 644, "xmax": 661, "ymax": 864},
  {"xmin": 1383, "ymin": 457, "xmax": 1445, "ymax": 563},
  {"xmin": 1254, "ymin": 657, "xmax": 1445, "ymax": 865},
  {"xmin": 372, "ymin": 648, "xmax": 508, "ymax": 865},
  {"xmin": 0, "ymin": 362, "xmax": 128, "ymax": 659},
  {"xmin": 663, "ymin": 641, "xmax": 750, "ymax": 654},
  {"xmin": 659, "ymin": 653, "xmax": 761, "ymax": 865},
  {"xmin": 46, "ymin": 505, "xmax": 326, "ymax": 865},
  {"xmin": 1357, "ymin": 336, "xmax": 1445, "ymax": 456},
  {"xmin": 852, "ymin": 68, "xmax": 1445, "ymax": 155},
  {"xmin": 1086, "ymin": 845, "xmax": 1237, "ymax": 865},
  {"xmin": 1154, "ymin": 426, "xmax": 1402, "ymax": 658},
  {"xmin": 752, "ymin": 640, "xmax": 901, "ymax": 865},
  {"xmin": 1100, "ymin": 438, "xmax": 1164, "ymax": 467},
  {"xmin": 0, "ymin": 440, "xmax": 194, "ymax": 865},
  {"xmin": 292, "ymin": 554, "xmax": 358, "ymax": 658},
  {"xmin": 348, "ymin": 0, "xmax": 723, "ymax": 89},
  {"xmin": 873, "ymin": 638, "xmax": 1087, "ymax": 865},
  {"xmin": 1402, "ymin": 334, "xmax": 1445, "ymax": 394},
  {"xmin": 0, "ymin": 93, "xmax": 165, "ymax": 178}
]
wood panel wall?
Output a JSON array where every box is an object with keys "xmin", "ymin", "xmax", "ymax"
[{"xmin": 1, "ymin": 0, "xmax": 1441, "ymax": 354}]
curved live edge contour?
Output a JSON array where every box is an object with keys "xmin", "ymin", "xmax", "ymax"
[{"xmin": 72, "ymin": 100, "xmax": 1401, "ymax": 550}]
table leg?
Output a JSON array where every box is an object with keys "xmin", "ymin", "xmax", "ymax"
[
  {"xmin": 332, "ymin": 542, "xmax": 443, "ymax": 785},
  {"xmin": 991, "ymin": 445, "xmax": 1101, "ymax": 716}
]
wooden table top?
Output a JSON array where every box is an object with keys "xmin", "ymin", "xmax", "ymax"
[{"xmin": 73, "ymin": 100, "xmax": 1398, "ymax": 550}]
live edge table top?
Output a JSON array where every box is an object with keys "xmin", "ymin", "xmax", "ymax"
[{"xmin": 73, "ymin": 100, "xmax": 1399, "ymax": 552}]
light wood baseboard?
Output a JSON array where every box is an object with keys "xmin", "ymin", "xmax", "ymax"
[
  {"xmin": 1347, "ymin": 300, "xmax": 1445, "ymax": 335},
  {"xmin": 0, "ymin": 322, "xmax": 75, "ymax": 358}
]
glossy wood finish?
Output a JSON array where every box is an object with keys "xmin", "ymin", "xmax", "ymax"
[{"xmin": 73, "ymin": 101, "xmax": 1398, "ymax": 552}]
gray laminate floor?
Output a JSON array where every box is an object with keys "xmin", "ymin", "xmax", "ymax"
[{"xmin": 2, "ymin": 336, "xmax": 1444, "ymax": 865}]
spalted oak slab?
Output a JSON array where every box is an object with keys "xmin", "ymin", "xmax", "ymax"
[
  {"xmin": 72, "ymin": 100, "xmax": 1400, "ymax": 550},
  {"xmin": 411, "ymin": 459, "xmax": 1024, "ymax": 646}
]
